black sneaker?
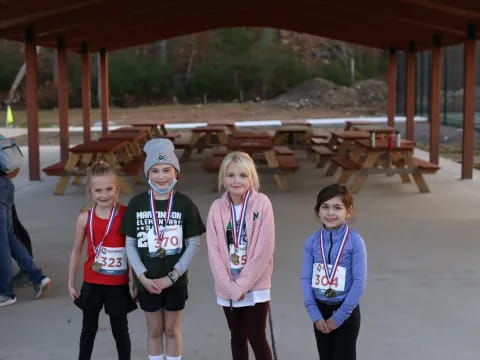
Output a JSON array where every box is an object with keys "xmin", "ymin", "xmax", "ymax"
[{"xmin": 13, "ymin": 270, "xmax": 32, "ymax": 288}]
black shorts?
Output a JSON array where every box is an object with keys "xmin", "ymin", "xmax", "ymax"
[
  {"xmin": 138, "ymin": 284, "xmax": 188, "ymax": 312},
  {"xmin": 74, "ymin": 282, "xmax": 137, "ymax": 316}
]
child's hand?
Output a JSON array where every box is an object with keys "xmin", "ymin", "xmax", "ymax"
[
  {"xmin": 153, "ymin": 276, "xmax": 173, "ymax": 290},
  {"xmin": 68, "ymin": 284, "xmax": 79, "ymax": 301},
  {"xmin": 139, "ymin": 274, "xmax": 162, "ymax": 294},
  {"xmin": 314, "ymin": 319, "xmax": 330, "ymax": 334},
  {"xmin": 236, "ymin": 292, "xmax": 247, "ymax": 301},
  {"xmin": 326, "ymin": 317, "xmax": 338, "ymax": 331}
]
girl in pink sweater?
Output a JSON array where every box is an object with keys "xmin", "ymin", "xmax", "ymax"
[{"xmin": 206, "ymin": 151, "xmax": 275, "ymax": 360}]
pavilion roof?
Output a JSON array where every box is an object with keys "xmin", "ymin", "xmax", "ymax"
[{"xmin": 0, "ymin": 0, "xmax": 479, "ymax": 52}]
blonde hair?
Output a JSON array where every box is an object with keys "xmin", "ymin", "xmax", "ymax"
[
  {"xmin": 86, "ymin": 161, "xmax": 119, "ymax": 201},
  {"xmin": 218, "ymin": 151, "xmax": 260, "ymax": 193}
]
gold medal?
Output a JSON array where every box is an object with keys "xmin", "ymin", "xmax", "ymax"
[
  {"xmin": 91, "ymin": 261, "xmax": 102, "ymax": 272},
  {"xmin": 325, "ymin": 288, "xmax": 336, "ymax": 298},
  {"xmin": 230, "ymin": 253, "xmax": 240, "ymax": 265},
  {"xmin": 156, "ymin": 247, "xmax": 166, "ymax": 258}
]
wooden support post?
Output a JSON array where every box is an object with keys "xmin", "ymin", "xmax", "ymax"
[
  {"xmin": 462, "ymin": 25, "xmax": 477, "ymax": 179},
  {"xmin": 387, "ymin": 47, "xmax": 397, "ymax": 127},
  {"xmin": 429, "ymin": 35, "xmax": 442, "ymax": 165},
  {"xmin": 81, "ymin": 42, "xmax": 92, "ymax": 143},
  {"xmin": 24, "ymin": 28, "xmax": 40, "ymax": 180},
  {"xmin": 405, "ymin": 42, "xmax": 416, "ymax": 141},
  {"xmin": 57, "ymin": 37, "xmax": 69, "ymax": 162},
  {"xmin": 99, "ymin": 48, "xmax": 109, "ymax": 137}
]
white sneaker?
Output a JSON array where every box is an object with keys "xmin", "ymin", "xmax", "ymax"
[
  {"xmin": 0, "ymin": 295, "xmax": 17, "ymax": 307},
  {"xmin": 34, "ymin": 277, "xmax": 51, "ymax": 299}
]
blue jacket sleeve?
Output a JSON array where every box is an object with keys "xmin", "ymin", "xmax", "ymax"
[
  {"xmin": 332, "ymin": 233, "xmax": 367, "ymax": 326},
  {"xmin": 301, "ymin": 234, "xmax": 323, "ymax": 323}
]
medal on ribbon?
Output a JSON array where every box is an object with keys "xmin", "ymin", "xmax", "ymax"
[
  {"xmin": 88, "ymin": 204, "xmax": 117, "ymax": 272},
  {"xmin": 319, "ymin": 225, "xmax": 350, "ymax": 298},
  {"xmin": 230, "ymin": 253, "xmax": 240, "ymax": 265},
  {"xmin": 149, "ymin": 189, "xmax": 175, "ymax": 258},
  {"xmin": 229, "ymin": 191, "xmax": 250, "ymax": 266}
]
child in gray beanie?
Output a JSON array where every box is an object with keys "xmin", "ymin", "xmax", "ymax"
[
  {"xmin": 143, "ymin": 138, "xmax": 180, "ymax": 178},
  {"xmin": 121, "ymin": 137, "xmax": 205, "ymax": 360}
]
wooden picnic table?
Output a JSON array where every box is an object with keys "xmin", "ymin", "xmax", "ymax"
[
  {"xmin": 180, "ymin": 125, "xmax": 230, "ymax": 162},
  {"xmin": 327, "ymin": 130, "xmax": 369, "ymax": 153},
  {"xmin": 332, "ymin": 138, "xmax": 437, "ymax": 193},
  {"xmin": 207, "ymin": 120, "xmax": 236, "ymax": 132},
  {"xmin": 43, "ymin": 139, "xmax": 139, "ymax": 195},
  {"xmin": 99, "ymin": 131, "xmax": 149, "ymax": 157},
  {"xmin": 344, "ymin": 120, "xmax": 388, "ymax": 130},
  {"xmin": 131, "ymin": 121, "xmax": 170, "ymax": 137},
  {"xmin": 226, "ymin": 138, "xmax": 298, "ymax": 191},
  {"xmin": 273, "ymin": 124, "xmax": 312, "ymax": 146},
  {"xmin": 231, "ymin": 130, "xmax": 273, "ymax": 139},
  {"xmin": 228, "ymin": 137, "xmax": 273, "ymax": 153}
]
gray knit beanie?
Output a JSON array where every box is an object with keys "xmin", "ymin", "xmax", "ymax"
[{"xmin": 143, "ymin": 138, "xmax": 180, "ymax": 178}]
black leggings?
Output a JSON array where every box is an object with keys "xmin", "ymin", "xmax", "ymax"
[
  {"xmin": 79, "ymin": 309, "xmax": 131, "ymax": 360},
  {"xmin": 223, "ymin": 301, "xmax": 272, "ymax": 360},
  {"xmin": 314, "ymin": 302, "xmax": 361, "ymax": 360}
]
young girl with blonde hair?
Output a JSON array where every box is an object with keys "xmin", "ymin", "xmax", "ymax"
[
  {"xmin": 68, "ymin": 161, "xmax": 136, "ymax": 360},
  {"xmin": 206, "ymin": 151, "xmax": 275, "ymax": 360}
]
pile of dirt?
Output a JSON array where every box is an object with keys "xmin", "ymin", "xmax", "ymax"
[{"xmin": 269, "ymin": 78, "xmax": 387, "ymax": 111}]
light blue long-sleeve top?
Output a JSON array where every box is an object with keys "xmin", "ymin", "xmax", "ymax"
[{"xmin": 301, "ymin": 222, "xmax": 367, "ymax": 327}]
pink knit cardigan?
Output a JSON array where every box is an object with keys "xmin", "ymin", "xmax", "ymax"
[{"xmin": 206, "ymin": 191, "xmax": 275, "ymax": 301}]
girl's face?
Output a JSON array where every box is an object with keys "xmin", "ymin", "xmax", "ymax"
[
  {"xmin": 224, "ymin": 163, "xmax": 251, "ymax": 200},
  {"xmin": 149, "ymin": 164, "xmax": 176, "ymax": 191},
  {"xmin": 317, "ymin": 196, "xmax": 350, "ymax": 230},
  {"xmin": 89, "ymin": 174, "xmax": 118, "ymax": 208}
]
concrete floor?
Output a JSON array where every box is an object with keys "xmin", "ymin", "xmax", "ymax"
[{"xmin": 1, "ymin": 144, "xmax": 479, "ymax": 360}]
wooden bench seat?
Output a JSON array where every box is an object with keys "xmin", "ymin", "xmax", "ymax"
[
  {"xmin": 43, "ymin": 161, "xmax": 67, "ymax": 176},
  {"xmin": 173, "ymin": 133, "xmax": 191, "ymax": 149},
  {"xmin": 330, "ymin": 156, "xmax": 362, "ymax": 171},
  {"xmin": 310, "ymin": 137, "xmax": 330, "ymax": 145},
  {"xmin": 276, "ymin": 154, "xmax": 299, "ymax": 171},
  {"xmin": 413, "ymin": 157, "xmax": 440, "ymax": 174},
  {"xmin": 203, "ymin": 155, "xmax": 225, "ymax": 173},
  {"xmin": 310, "ymin": 145, "xmax": 334, "ymax": 168},
  {"xmin": 213, "ymin": 146, "xmax": 229, "ymax": 156},
  {"xmin": 311, "ymin": 130, "xmax": 330, "ymax": 139},
  {"xmin": 273, "ymin": 145, "xmax": 294, "ymax": 155},
  {"xmin": 44, "ymin": 159, "xmax": 144, "ymax": 179},
  {"xmin": 328, "ymin": 156, "xmax": 362, "ymax": 184},
  {"xmin": 119, "ymin": 161, "xmax": 143, "ymax": 175},
  {"xmin": 311, "ymin": 145, "xmax": 334, "ymax": 155},
  {"xmin": 43, "ymin": 161, "xmax": 86, "ymax": 176}
]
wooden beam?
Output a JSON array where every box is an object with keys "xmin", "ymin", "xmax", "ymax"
[
  {"xmin": 319, "ymin": 0, "xmax": 466, "ymax": 36},
  {"xmin": 429, "ymin": 37, "xmax": 442, "ymax": 165},
  {"xmin": 80, "ymin": 8, "xmax": 440, "ymax": 52},
  {"xmin": 81, "ymin": 42, "xmax": 92, "ymax": 143},
  {"xmin": 0, "ymin": 0, "xmax": 106, "ymax": 28},
  {"xmin": 396, "ymin": 0, "xmax": 480, "ymax": 18},
  {"xmin": 405, "ymin": 43, "xmax": 416, "ymax": 141},
  {"xmin": 99, "ymin": 48, "xmax": 109, "ymax": 137},
  {"xmin": 24, "ymin": 28, "xmax": 40, "ymax": 180},
  {"xmin": 462, "ymin": 28, "xmax": 476, "ymax": 179},
  {"xmin": 57, "ymin": 37, "xmax": 69, "ymax": 162},
  {"xmin": 387, "ymin": 48, "xmax": 397, "ymax": 127}
]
